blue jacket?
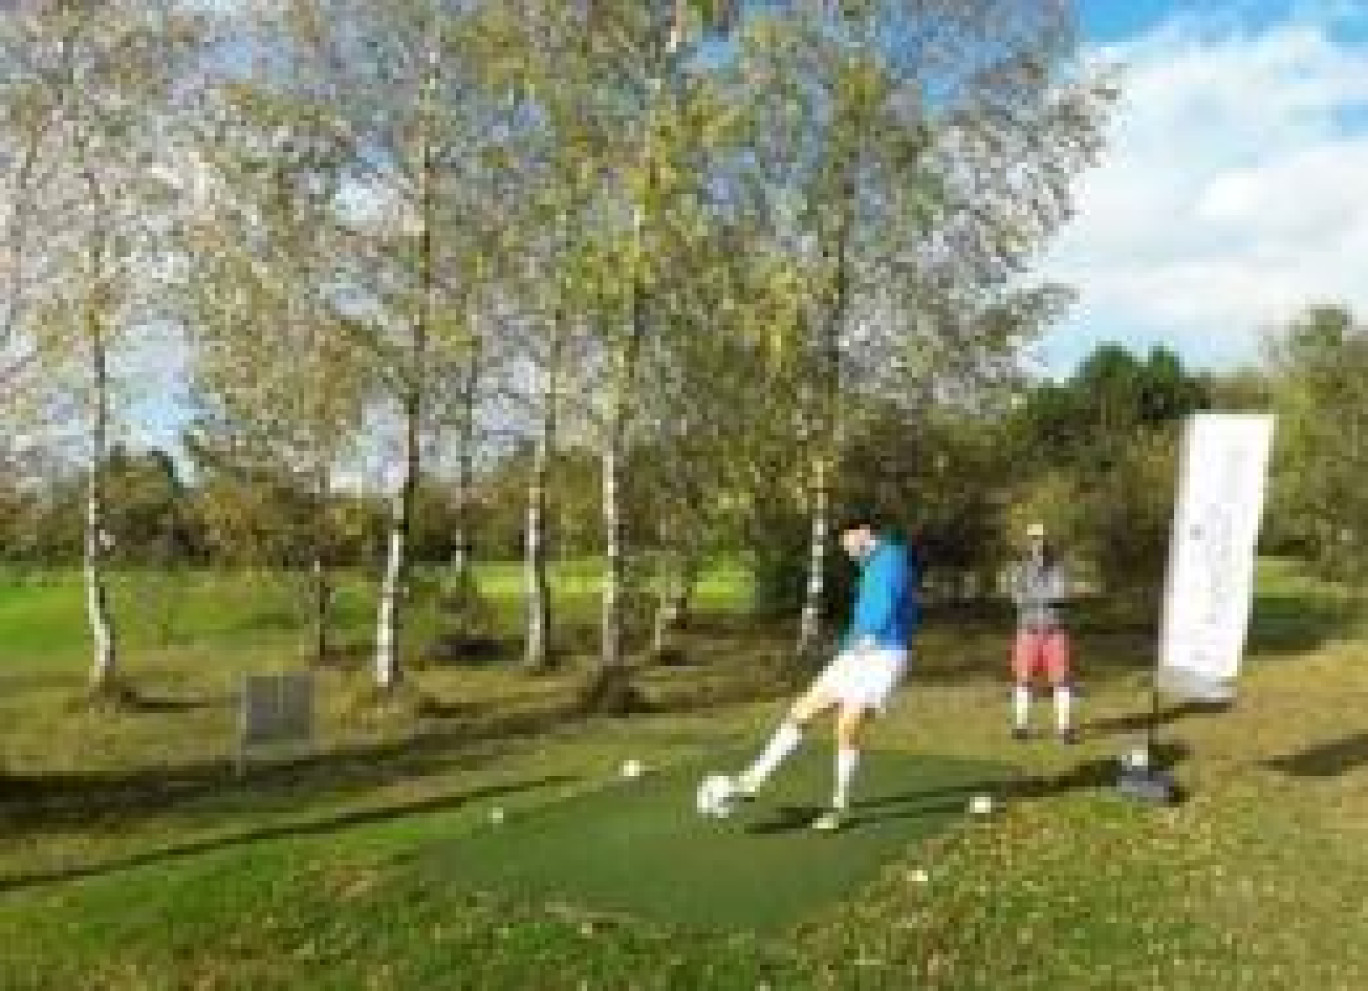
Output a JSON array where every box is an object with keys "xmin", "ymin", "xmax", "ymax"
[{"xmin": 843, "ymin": 539, "xmax": 920, "ymax": 651}]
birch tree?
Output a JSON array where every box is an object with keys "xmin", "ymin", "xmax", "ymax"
[
  {"xmin": 178, "ymin": 69, "xmax": 370, "ymax": 665},
  {"xmin": 3, "ymin": 0, "xmax": 204, "ymax": 698},
  {"xmin": 481, "ymin": 0, "xmax": 745, "ymax": 701},
  {"xmin": 268, "ymin": 0, "xmax": 500, "ymax": 692},
  {"xmin": 735, "ymin": 1, "xmax": 1111, "ymax": 658}
]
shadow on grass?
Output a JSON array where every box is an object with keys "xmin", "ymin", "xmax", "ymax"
[
  {"xmin": 0, "ymin": 671, "xmax": 788, "ymax": 837},
  {"xmin": 0, "ymin": 773, "xmax": 576, "ymax": 897},
  {"xmin": 123, "ymin": 692, "xmax": 232, "ymax": 714},
  {"xmin": 744, "ymin": 799, "xmax": 968, "ymax": 837},
  {"xmin": 743, "ymin": 795, "xmax": 977, "ymax": 835},
  {"xmin": 1265, "ymin": 733, "xmax": 1368, "ymax": 778},
  {"xmin": 1003, "ymin": 741, "xmax": 1191, "ymax": 804},
  {"xmin": 0, "ymin": 702, "xmax": 573, "ymax": 835},
  {"xmin": 736, "ymin": 750, "xmax": 1183, "ymax": 835},
  {"xmin": 742, "ymin": 775, "xmax": 1057, "ymax": 836},
  {"xmin": 1086, "ymin": 700, "xmax": 1233, "ymax": 735},
  {"xmin": 745, "ymin": 803, "xmax": 825, "ymax": 834}
]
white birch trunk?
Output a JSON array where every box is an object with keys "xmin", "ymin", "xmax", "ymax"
[
  {"xmin": 375, "ymin": 509, "xmax": 405, "ymax": 689},
  {"xmin": 600, "ymin": 432, "xmax": 624, "ymax": 670},
  {"xmin": 451, "ymin": 336, "xmax": 480, "ymax": 584},
  {"xmin": 796, "ymin": 196, "xmax": 850, "ymax": 659},
  {"xmin": 85, "ymin": 476, "xmax": 116, "ymax": 690},
  {"xmin": 796, "ymin": 464, "xmax": 829, "ymax": 658},
  {"xmin": 524, "ymin": 323, "xmax": 558, "ymax": 671},
  {"xmin": 312, "ymin": 467, "xmax": 332, "ymax": 664},
  {"xmin": 84, "ymin": 261, "xmax": 116, "ymax": 692},
  {"xmin": 374, "ymin": 32, "xmax": 434, "ymax": 692}
]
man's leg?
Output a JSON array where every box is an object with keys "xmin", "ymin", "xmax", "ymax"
[
  {"xmin": 832, "ymin": 703, "xmax": 869, "ymax": 810},
  {"xmin": 1011, "ymin": 630, "xmax": 1038, "ymax": 739},
  {"xmin": 1046, "ymin": 632, "xmax": 1077, "ymax": 742},
  {"xmin": 813, "ymin": 703, "xmax": 870, "ymax": 831},
  {"xmin": 739, "ymin": 682, "xmax": 836, "ymax": 793}
]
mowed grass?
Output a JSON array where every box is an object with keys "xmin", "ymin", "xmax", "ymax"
[
  {"xmin": 0, "ymin": 559, "xmax": 753, "ymax": 664},
  {"xmin": 1, "ymin": 558, "xmax": 1366, "ymax": 988}
]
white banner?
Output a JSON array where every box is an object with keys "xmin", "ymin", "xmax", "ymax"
[{"xmin": 1157, "ymin": 413, "xmax": 1277, "ymax": 702}]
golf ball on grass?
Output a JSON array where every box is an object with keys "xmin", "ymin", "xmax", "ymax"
[
  {"xmin": 621, "ymin": 759, "xmax": 644, "ymax": 779},
  {"xmin": 968, "ymin": 794, "xmax": 995, "ymax": 816},
  {"xmin": 489, "ymin": 806, "xmax": 505, "ymax": 825}
]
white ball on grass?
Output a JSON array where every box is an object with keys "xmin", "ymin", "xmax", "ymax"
[
  {"xmin": 621, "ymin": 759, "xmax": 644, "ymax": 779},
  {"xmin": 968, "ymin": 794, "xmax": 995, "ymax": 816},
  {"xmin": 696, "ymin": 774, "xmax": 737, "ymax": 818},
  {"xmin": 489, "ymin": 806, "xmax": 505, "ymax": 825}
]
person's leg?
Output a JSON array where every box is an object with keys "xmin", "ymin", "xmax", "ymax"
[
  {"xmin": 739, "ymin": 681, "xmax": 836, "ymax": 792},
  {"xmin": 1046, "ymin": 631, "xmax": 1076, "ymax": 741},
  {"xmin": 812, "ymin": 703, "xmax": 870, "ymax": 831},
  {"xmin": 1011, "ymin": 630, "xmax": 1039, "ymax": 737},
  {"xmin": 813, "ymin": 647, "xmax": 907, "ymax": 831},
  {"xmin": 832, "ymin": 703, "xmax": 869, "ymax": 810}
]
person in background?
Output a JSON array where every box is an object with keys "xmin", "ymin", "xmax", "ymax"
[{"xmin": 1009, "ymin": 522, "xmax": 1078, "ymax": 743}]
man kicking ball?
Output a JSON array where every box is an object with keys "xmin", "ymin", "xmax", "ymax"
[{"xmin": 736, "ymin": 514, "xmax": 919, "ymax": 832}]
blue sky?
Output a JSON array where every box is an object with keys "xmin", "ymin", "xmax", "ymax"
[
  {"xmin": 1083, "ymin": 0, "xmax": 1297, "ymax": 41},
  {"xmin": 1034, "ymin": 0, "xmax": 1368, "ymax": 376}
]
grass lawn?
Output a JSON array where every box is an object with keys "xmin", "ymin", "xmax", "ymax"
[{"xmin": 0, "ymin": 558, "xmax": 1366, "ymax": 988}]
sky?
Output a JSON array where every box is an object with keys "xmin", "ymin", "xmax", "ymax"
[{"xmin": 1034, "ymin": 0, "xmax": 1368, "ymax": 375}]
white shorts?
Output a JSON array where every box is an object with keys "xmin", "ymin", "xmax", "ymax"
[{"xmin": 812, "ymin": 645, "xmax": 909, "ymax": 713}]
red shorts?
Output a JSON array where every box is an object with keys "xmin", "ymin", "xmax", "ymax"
[{"xmin": 1012, "ymin": 628, "xmax": 1071, "ymax": 684}]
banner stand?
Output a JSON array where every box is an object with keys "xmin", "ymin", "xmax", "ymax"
[{"xmin": 1113, "ymin": 414, "xmax": 1275, "ymax": 807}]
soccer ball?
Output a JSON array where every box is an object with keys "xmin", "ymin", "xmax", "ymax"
[{"xmin": 695, "ymin": 774, "xmax": 737, "ymax": 818}]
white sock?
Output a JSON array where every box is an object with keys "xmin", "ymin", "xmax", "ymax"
[
  {"xmin": 834, "ymin": 746, "xmax": 860, "ymax": 810},
  {"xmin": 1054, "ymin": 685, "xmax": 1073, "ymax": 732},
  {"xmin": 744, "ymin": 721, "xmax": 802, "ymax": 787},
  {"xmin": 1013, "ymin": 686, "xmax": 1032, "ymax": 729}
]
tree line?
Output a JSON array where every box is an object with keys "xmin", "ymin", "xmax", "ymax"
[{"xmin": 40, "ymin": 1, "xmax": 1359, "ymax": 710}]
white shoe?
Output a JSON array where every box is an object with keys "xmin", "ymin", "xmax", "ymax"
[{"xmin": 811, "ymin": 807, "xmax": 847, "ymax": 832}]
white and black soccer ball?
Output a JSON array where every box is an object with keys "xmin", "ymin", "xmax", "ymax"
[{"xmin": 695, "ymin": 773, "xmax": 737, "ymax": 818}]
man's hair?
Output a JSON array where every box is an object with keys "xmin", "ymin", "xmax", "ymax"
[{"xmin": 837, "ymin": 512, "xmax": 878, "ymax": 534}]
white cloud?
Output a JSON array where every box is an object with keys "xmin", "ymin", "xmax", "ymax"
[{"xmin": 1037, "ymin": 9, "xmax": 1368, "ymax": 373}]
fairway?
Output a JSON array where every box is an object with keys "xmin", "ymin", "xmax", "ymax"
[{"xmin": 427, "ymin": 747, "xmax": 1015, "ymax": 933}]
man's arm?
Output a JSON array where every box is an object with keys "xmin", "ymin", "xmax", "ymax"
[
  {"xmin": 1047, "ymin": 564, "xmax": 1070, "ymax": 604},
  {"xmin": 1008, "ymin": 562, "xmax": 1026, "ymax": 605}
]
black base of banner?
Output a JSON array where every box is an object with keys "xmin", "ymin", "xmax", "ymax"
[
  {"xmin": 1115, "ymin": 762, "xmax": 1181, "ymax": 805},
  {"xmin": 1113, "ymin": 667, "xmax": 1189, "ymax": 805}
]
